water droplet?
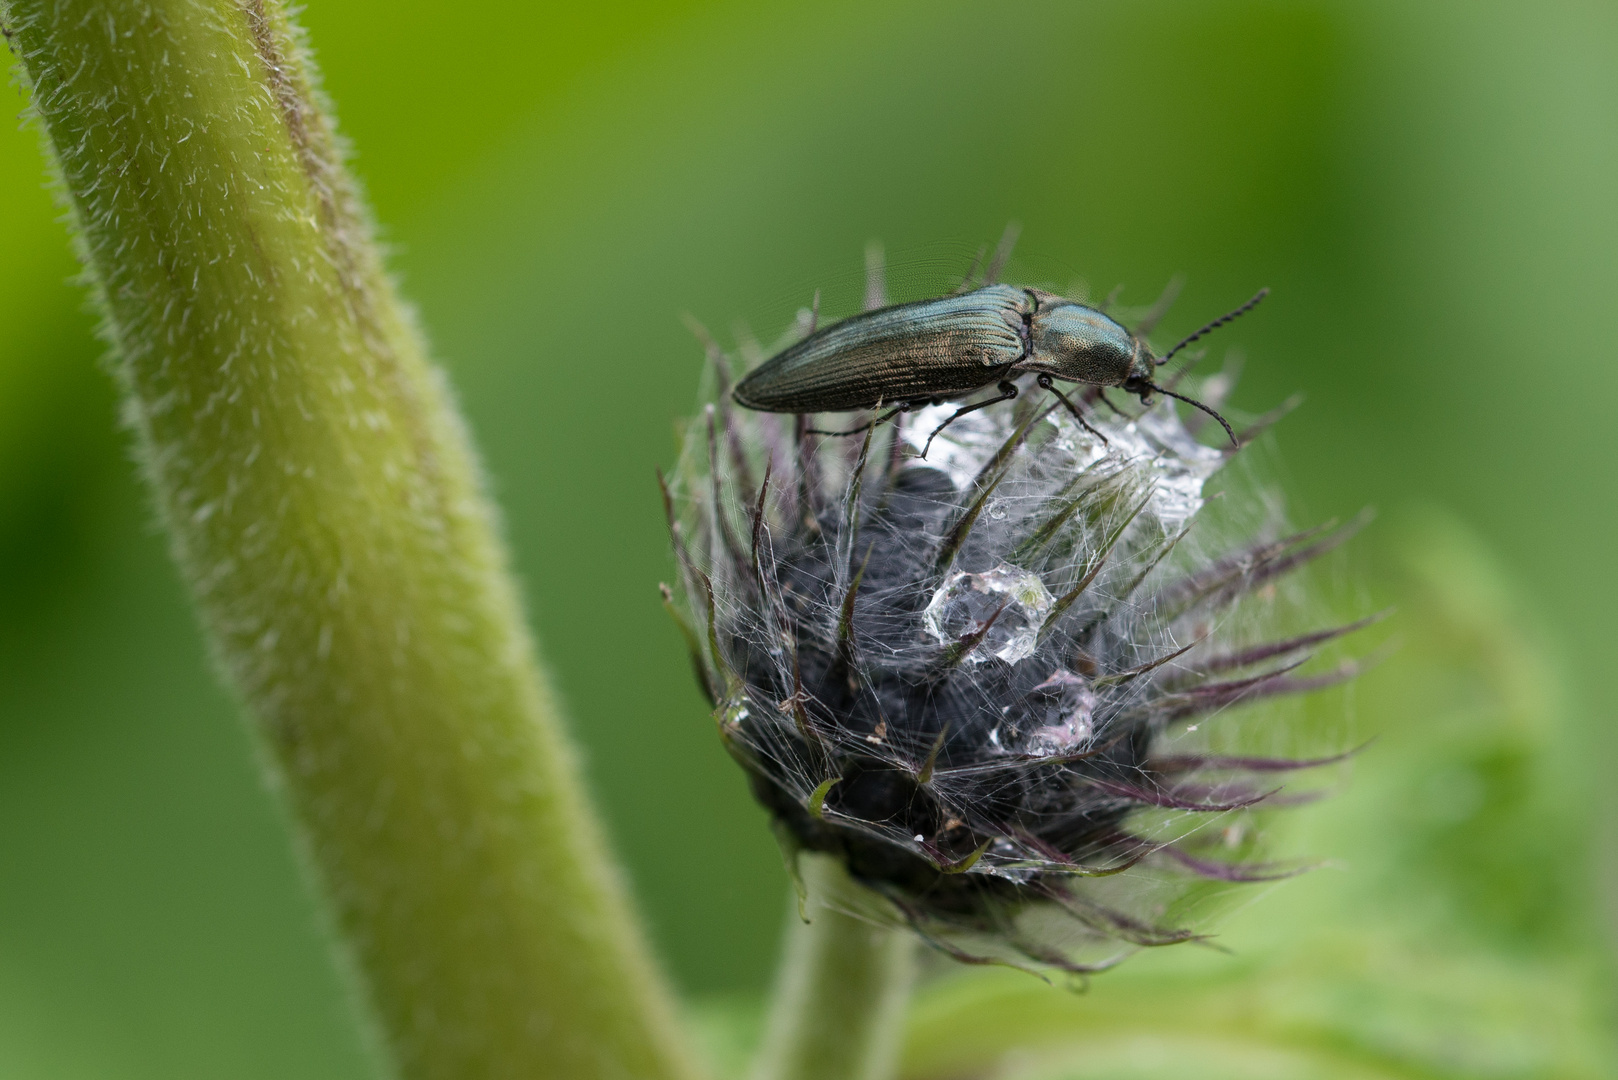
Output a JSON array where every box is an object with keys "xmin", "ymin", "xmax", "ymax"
[
  {"xmin": 1024, "ymin": 669, "xmax": 1096, "ymax": 755},
  {"xmin": 923, "ymin": 562, "xmax": 1054, "ymax": 665}
]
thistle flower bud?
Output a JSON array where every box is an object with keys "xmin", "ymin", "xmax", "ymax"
[{"xmin": 662, "ymin": 307, "xmax": 1371, "ymax": 977}]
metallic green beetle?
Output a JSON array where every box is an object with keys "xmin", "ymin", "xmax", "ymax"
[{"xmin": 733, "ymin": 283, "xmax": 1263, "ymax": 451}]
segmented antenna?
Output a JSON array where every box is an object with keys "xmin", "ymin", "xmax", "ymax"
[
  {"xmin": 1147, "ymin": 381, "xmax": 1237, "ymax": 447},
  {"xmin": 1159, "ymin": 287, "xmax": 1269, "ymax": 365}
]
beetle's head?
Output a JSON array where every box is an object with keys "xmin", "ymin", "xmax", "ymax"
[
  {"xmin": 1023, "ymin": 288, "xmax": 1267, "ymax": 449},
  {"xmin": 1124, "ymin": 339, "xmax": 1158, "ymax": 397},
  {"xmin": 1025, "ymin": 301, "xmax": 1143, "ymax": 387},
  {"xmin": 1121, "ymin": 344, "xmax": 1159, "ymax": 403}
]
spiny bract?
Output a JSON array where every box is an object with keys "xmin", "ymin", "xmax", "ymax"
[{"xmin": 662, "ymin": 281, "xmax": 1371, "ymax": 977}]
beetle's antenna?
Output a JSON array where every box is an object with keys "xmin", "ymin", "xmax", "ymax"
[
  {"xmin": 1146, "ymin": 381, "xmax": 1237, "ymax": 447},
  {"xmin": 1159, "ymin": 288, "xmax": 1269, "ymax": 365}
]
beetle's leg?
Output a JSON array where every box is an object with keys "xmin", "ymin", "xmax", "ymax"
[
  {"xmin": 807, "ymin": 403, "xmax": 906, "ymax": 438},
  {"xmin": 1036, "ymin": 374, "xmax": 1109, "ymax": 446},
  {"xmin": 1095, "ymin": 388, "xmax": 1133, "ymax": 420},
  {"xmin": 921, "ymin": 381, "xmax": 1020, "ymax": 458}
]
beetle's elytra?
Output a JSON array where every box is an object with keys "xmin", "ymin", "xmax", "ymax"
[
  {"xmin": 732, "ymin": 285, "xmax": 1030, "ymax": 414},
  {"xmin": 732, "ymin": 280, "xmax": 1264, "ymax": 450}
]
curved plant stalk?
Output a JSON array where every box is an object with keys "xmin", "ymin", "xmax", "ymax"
[
  {"xmin": 0, "ymin": 2, "xmax": 700, "ymax": 1078},
  {"xmin": 750, "ymin": 855, "xmax": 916, "ymax": 1080}
]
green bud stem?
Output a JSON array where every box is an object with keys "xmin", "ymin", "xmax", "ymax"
[
  {"xmin": 750, "ymin": 855, "xmax": 916, "ymax": 1080},
  {"xmin": 0, "ymin": 2, "xmax": 699, "ymax": 1078}
]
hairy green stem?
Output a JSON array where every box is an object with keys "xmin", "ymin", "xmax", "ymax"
[
  {"xmin": 750, "ymin": 856, "xmax": 916, "ymax": 1080},
  {"xmin": 0, "ymin": 2, "xmax": 699, "ymax": 1078}
]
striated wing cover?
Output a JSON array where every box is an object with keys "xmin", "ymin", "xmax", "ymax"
[{"xmin": 734, "ymin": 285, "xmax": 1027, "ymax": 412}]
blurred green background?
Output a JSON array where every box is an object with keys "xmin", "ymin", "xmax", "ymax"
[{"xmin": 2, "ymin": 1, "xmax": 1616, "ymax": 1076}]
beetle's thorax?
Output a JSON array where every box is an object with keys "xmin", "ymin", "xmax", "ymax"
[
  {"xmin": 1129, "ymin": 337, "xmax": 1156, "ymax": 382},
  {"xmin": 1020, "ymin": 299, "xmax": 1141, "ymax": 387}
]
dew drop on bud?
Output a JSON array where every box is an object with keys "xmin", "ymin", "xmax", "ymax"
[{"xmin": 922, "ymin": 562, "xmax": 1055, "ymax": 665}]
